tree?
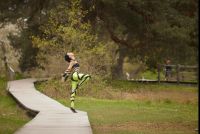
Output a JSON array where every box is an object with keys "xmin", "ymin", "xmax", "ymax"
[
  {"xmin": 32, "ymin": 0, "xmax": 115, "ymax": 78},
  {"xmin": 0, "ymin": 0, "xmax": 58, "ymax": 72},
  {"xmin": 1, "ymin": 0, "xmax": 198, "ymax": 79},
  {"xmin": 0, "ymin": 41, "xmax": 8, "ymax": 77},
  {"xmin": 82, "ymin": 0, "xmax": 198, "ymax": 72}
]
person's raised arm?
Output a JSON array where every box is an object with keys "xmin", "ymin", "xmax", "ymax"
[{"xmin": 62, "ymin": 61, "xmax": 74, "ymax": 81}]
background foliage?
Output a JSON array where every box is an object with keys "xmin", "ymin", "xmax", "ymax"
[{"xmin": 0, "ymin": 0, "xmax": 198, "ymax": 79}]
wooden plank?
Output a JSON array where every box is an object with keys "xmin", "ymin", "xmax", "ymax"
[
  {"xmin": 7, "ymin": 79, "xmax": 93, "ymax": 134},
  {"xmin": 161, "ymin": 64, "xmax": 197, "ymax": 69}
]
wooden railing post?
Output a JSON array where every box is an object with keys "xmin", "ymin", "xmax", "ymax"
[{"xmin": 8, "ymin": 66, "xmax": 15, "ymax": 80}]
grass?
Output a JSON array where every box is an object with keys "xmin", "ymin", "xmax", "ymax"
[
  {"xmin": 0, "ymin": 77, "xmax": 31, "ymax": 134},
  {"xmin": 58, "ymin": 97, "xmax": 198, "ymax": 134},
  {"xmin": 109, "ymin": 80, "xmax": 197, "ymax": 92},
  {"xmin": 139, "ymin": 70, "xmax": 161, "ymax": 80},
  {"xmin": 36, "ymin": 79, "xmax": 198, "ymax": 134}
]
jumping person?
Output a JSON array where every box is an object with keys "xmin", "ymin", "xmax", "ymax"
[{"xmin": 62, "ymin": 52, "xmax": 91, "ymax": 113}]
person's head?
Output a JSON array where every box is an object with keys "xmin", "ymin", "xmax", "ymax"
[
  {"xmin": 64, "ymin": 52, "xmax": 75, "ymax": 62},
  {"xmin": 166, "ymin": 59, "xmax": 171, "ymax": 64}
]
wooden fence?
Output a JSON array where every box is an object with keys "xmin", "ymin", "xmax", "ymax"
[{"xmin": 157, "ymin": 64, "xmax": 198, "ymax": 84}]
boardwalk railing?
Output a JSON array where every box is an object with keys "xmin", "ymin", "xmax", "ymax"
[{"xmin": 157, "ymin": 64, "xmax": 198, "ymax": 84}]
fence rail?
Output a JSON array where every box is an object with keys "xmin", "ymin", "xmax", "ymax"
[{"xmin": 157, "ymin": 64, "xmax": 198, "ymax": 84}]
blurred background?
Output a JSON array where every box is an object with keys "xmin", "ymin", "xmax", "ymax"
[{"xmin": 0, "ymin": 0, "xmax": 198, "ymax": 82}]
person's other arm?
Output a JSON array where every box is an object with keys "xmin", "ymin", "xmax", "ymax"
[{"xmin": 62, "ymin": 61, "xmax": 74, "ymax": 81}]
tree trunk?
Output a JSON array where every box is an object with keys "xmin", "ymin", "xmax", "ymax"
[
  {"xmin": 112, "ymin": 46, "xmax": 126, "ymax": 79},
  {"xmin": 0, "ymin": 42, "xmax": 9, "ymax": 79}
]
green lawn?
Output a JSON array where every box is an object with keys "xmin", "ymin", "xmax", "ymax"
[
  {"xmin": 57, "ymin": 97, "xmax": 198, "ymax": 134},
  {"xmin": 0, "ymin": 77, "xmax": 31, "ymax": 134},
  {"xmin": 36, "ymin": 79, "xmax": 198, "ymax": 134},
  {"xmin": 109, "ymin": 80, "xmax": 197, "ymax": 92}
]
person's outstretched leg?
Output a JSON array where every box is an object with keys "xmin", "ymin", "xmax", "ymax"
[{"xmin": 77, "ymin": 73, "xmax": 91, "ymax": 87}]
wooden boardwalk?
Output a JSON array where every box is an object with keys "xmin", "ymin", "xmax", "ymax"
[
  {"xmin": 128, "ymin": 79, "xmax": 197, "ymax": 85},
  {"xmin": 7, "ymin": 79, "xmax": 93, "ymax": 134}
]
